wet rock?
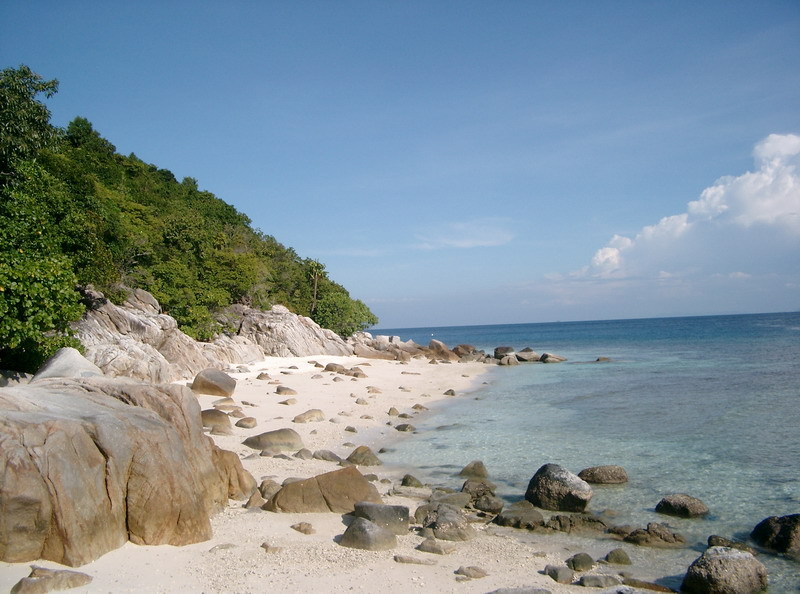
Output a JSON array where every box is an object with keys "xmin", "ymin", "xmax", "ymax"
[
  {"xmin": 401, "ymin": 474, "xmax": 424, "ymax": 488},
  {"xmin": 623, "ymin": 522, "xmax": 686, "ymax": 548},
  {"xmin": 655, "ymin": 493, "xmax": 709, "ymax": 518},
  {"xmin": 394, "ymin": 423, "xmax": 416, "ymax": 432},
  {"xmin": 578, "ymin": 574, "xmax": 621, "ymax": 588},
  {"xmin": 525, "ymin": 463, "xmax": 593, "ymax": 512},
  {"xmin": 339, "ymin": 517, "xmax": 396, "ymax": 551},
  {"xmin": 750, "ymin": 513, "xmax": 800, "ymax": 557},
  {"xmin": 708, "ymin": 535, "xmax": 757, "ymax": 555},
  {"xmin": 493, "ymin": 501, "xmax": 545, "ymax": 530},
  {"xmin": 578, "ymin": 465, "xmax": 628, "ymax": 484},
  {"xmin": 546, "ymin": 513, "xmax": 607, "ymax": 534},
  {"xmin": 621, "ymin": 577, "xmax": 673, "ymax": 591},
  {"xmin": 459, "ymin": 460, "xmax": 489, "ymax": 478},
  {"xmin": 681, "ymin": 546, "xmax": 767, "ymax": 594}
]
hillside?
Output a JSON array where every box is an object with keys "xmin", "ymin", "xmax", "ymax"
[{"xmin": 0, "ymin": 65, "xmax": 377, "ymax": 372}]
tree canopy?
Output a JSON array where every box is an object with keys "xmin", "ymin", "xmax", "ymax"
[{"xmin": 0, "ymin": 65, "xmax": 378, "ymax": 372}]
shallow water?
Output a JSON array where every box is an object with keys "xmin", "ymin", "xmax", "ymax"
[{"xmin": 376, "ymin": 312, "xmax": 800, "ymax": 591}]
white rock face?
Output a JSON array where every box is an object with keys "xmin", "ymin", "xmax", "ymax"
[{"xmin": 74, "ymin": 288, "xmax": 352, "ymax": 382}]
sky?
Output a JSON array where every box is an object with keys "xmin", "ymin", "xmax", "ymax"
[{"xmin": 2, "ymin": 1, "xmax": 799, "ymax": 329}]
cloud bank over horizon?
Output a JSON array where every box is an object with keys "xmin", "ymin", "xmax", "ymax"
[{"xmin": 529, "ymin": 133, "xmax": 800, "ymax": 320}]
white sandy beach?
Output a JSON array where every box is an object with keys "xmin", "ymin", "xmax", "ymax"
[{"xmin": 0, "ymin": 356, "xmax": 646, "ymax": 593}]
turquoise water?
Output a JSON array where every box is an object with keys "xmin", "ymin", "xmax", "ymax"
[{"xmin": 375, "ymin": 313, "xmax": 800, "ymax": 590}]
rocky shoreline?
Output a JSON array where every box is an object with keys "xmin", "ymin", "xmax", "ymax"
[{"xmin": 1, "ymin": 289, "xmax": 797, "ymax": 593}]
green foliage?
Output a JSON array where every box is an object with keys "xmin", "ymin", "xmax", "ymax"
[
  {"xmin": 0, "ymin": 65, "xmax": 59, "ymax": 181},
  {"xmin": 0, "ymin": 64, "xmax": 378, "ymax": 370},
  {"xmin": 0, "ymin": 252, "xmax": 84, "ymax": 372}
]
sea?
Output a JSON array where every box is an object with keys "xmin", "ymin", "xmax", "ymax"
[{"xmin": 373, "ymin": 312, "xmax": 800, "ymax": 591}]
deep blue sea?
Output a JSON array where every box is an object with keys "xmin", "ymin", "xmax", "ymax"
[{"xmin": 374, "ymin": 312, "xmax": 800, "ymax": 591}]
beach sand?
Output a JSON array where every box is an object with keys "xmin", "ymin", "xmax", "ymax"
[{"xmin": 0, "ymin": 356, "xmax": 641, "ymax": 593}]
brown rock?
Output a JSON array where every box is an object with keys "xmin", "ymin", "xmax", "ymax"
[
  {"xmin": 10, "ymin": 566, "xmax": 92, "ymax": 594},
  {"xmin": 264, "ymin": 466, "xmax": 382, "ymax": 513},
  {"xmin": 191, "ymin": 368, "xmax": 236, "ymax": 397}
]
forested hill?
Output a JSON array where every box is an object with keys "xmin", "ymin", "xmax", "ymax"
[{"xmin": 0, "ymin": 65, "xmax": 377, "ymax": 372}]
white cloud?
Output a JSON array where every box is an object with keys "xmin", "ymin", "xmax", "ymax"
[
  {"xmin": 581, "ymin": 133, "xmax": 800, "ymax": 281},
  {"xmin": 414, "ymin": 218, "xmax": 515, "ymax": 250}
]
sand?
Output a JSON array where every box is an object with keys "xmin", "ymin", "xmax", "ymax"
[{"xmin": 0, "ymin": 356, "xmax": 639, "ymax": 593}]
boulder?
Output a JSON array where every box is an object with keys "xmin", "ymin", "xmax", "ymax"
[
  {"xmin": 235, "ymin": 417, "xmax": 257, "ymax": 429},
  {"xmin": 401, "ymin": 474, "xmax": 424, "ymax": 488},
  {"xmin": 515, "ymin": 349, "xmax": 540, "ymax": 362},
  {"xmin": 10, "ymin": 566, "xmax": 92, "ymax": 594},
  {"xmin": 455, "ymin": 566, "xmax": 488, "ymax": 579},
  {"xmin": 604, "ymin": 548, "xmax": 632, "ymax": 565},
  {"xmin": 623, "ymin": 522, "xmax": 686, "ymax": 548},
  {"xmin": 681, "ymin": 546, "xmax": 768, "ymax": 594},
  {"xmin": 566, "ymin": 552, "xmax": 594, "ymax": 571},
  {"xmin": 264, "ymin": 466, "xmax": 382, "ymax": 513},
  {"xmin": 525, "ymin": 463, "xmax": 593, "ymax": 512},
  {"xmin": 292, "ymin": 409, "xmax": 325, "ymax": 423},
  {"xmin": 655, "ymin": 493, "xmax": 709, "ymax": 518},
  {"xmin": 313, "ymin": 449, "xmax": 343, "ymax": 463},
  {"xmin": 201, "ymin": 408, "xmax": 232, "ymax": 434},
  {"xmin": 242, "ymin": 428, "xmax": 304, "ymax": 452},
  {"xmin": 0, "ymin": 377, "xmax": 247, "ymax": 566},
  {"xmin": 499, "ymin": 355, "xmax": 519, "ymax": 366},
  {"xmin": 544, "ymin": 564, "xmax": 573, "ymax": 584},
  {"xmin": 494, "ymin": 346, "xmax": 515, "ymax": 359},
  {"xmin": 416, "ymin": 502, "xmax": 477, "ymax": 541},
  {"xmin": 346, "ymin": 445, "xmax": 383, "ymax": 466},
  {"xmin": 427, "ymin": 339, "xmax": 459, "ymax": 362},
  {"xmin": 578, "ymin": 465, "xmax": 628, "ymax": 484},
  {"xmin": 750, "ymin": 514, "xmax": 800, "ymax": 557},
  {"xmin": 540, "ymin": 353, "xmax": 567, "ymax": 363},
  {"xmin": 191, "ymin": 369, "xmax": 236, "ymax": 397},
  {"xmin": 339, "ymin": 517, "xmax": 396, "ymax": 551},
  {"xmin": 579, "ymin": 575, "xmax": 621, "ymax": 588},
  {"xmin": 545, "ymin": 513, "xmax": 607, "ymax": 534},
  {"xmin": 353, "ymin": 502, "xmax": 410, "ymax": 535},
  {"xmin": 30, "ymin": 348, "xmax": 104, "ymax": 382}
]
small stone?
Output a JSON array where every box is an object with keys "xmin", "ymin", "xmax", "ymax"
[
  {"xmin": 604, "ymin": 548, "xmax": 632, "ymax": 565},
  {"xmin": 401, "ymin": 474, "xmax": 424, "ymax": 488},
  {"xmin": 394, "ymin": 555, "xmax": 436, "ymax": 566},
  {"xmin": 395, "ymin": 423, "xmax": 415, "ymax": 432},
  {"xmin": 416, "ymin": 537, "xmax": 456, "ymax": 555},
  {"xmin": 235, "ymin": 417, "xmax": 257, "ymax": 429},
  {"xmin": 387, "ymin": 407, "xmax": 400, "ymax": 416},
  {"xmin": 579, "ymin": 575, "xmax": 621, "ymax": 588},
  {"xmin": 278, "ymin": 398, "xmax": 297, "ymax": 405},
  {"xmin": 291, "ymin": 522, "xmax": 315, "ymax": 534},
  {"xmin": 260, "ymin": 542, "xmax": 283, "ymax": 553},
  {"xmin": 275, "ymin": 385, "xmax": 297, "ymax": 395},
  {"xmin": 544, "ymin": 564, "xmax": 573, "ymax": 584},
  {"xmin": 455, "ymin": 566, "xmax": 488, "ymax": 579},
  {"xmin": 566, "ymin": 552, "xmax": 593, "ymax": 571}
]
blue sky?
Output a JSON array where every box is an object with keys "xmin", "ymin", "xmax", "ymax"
[{"xmin": 3, "ymin": 1, "xmax": 799, "ymax": 328}]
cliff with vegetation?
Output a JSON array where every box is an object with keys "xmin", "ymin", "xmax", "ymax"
[{"xmin": 0, "ymin": 65, "xmax": 377, "ymax": 372}]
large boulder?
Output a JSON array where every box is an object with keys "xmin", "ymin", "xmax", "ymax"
[
  {"xmin": 191, "ymin": 369, "xmax": 236, "ymax": 397},
  {"xmin": 750, "ymin": 514, "xmax": 800, "ymax": 557},
  {"xmin": 525, "ymin": 464, "xmax": 593, "ymax": 512},
  {"xmin": 264, "ymin": 466, "xmax": 382, "ymax": 513},
  {"xmin": 427, "ymin": 339, "xmax": 459, "ymax": 362},
  {"xmin": 0, "ymin": 377, "xmax": 251, "ymax": 567},
  {"xmin": 681, "ymin": 546, "xmax": 768, "ymax": 593}
]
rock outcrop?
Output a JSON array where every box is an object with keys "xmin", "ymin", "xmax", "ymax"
[
  {"xmin": 74, "ymin": 287, "xmax": 352, "ymax": 382},
  {"xmin": 0, "ymin": 377, "xmax": 253, "ymax": 567}
]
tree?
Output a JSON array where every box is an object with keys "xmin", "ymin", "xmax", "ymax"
[
  {"xmin": 313, "ymin": 291, "xmax": 378, "ymax": 337},
  {"xmin": 305, "ymin": 259, "xmax": 326, "ymax": 315},
  {"xmin": 0, "ymin": 252, "xmax": 84, "ymax": 372},
  {"xmin": 0, "ymin": 65, "xmax": 59, "ymax": 182}
]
